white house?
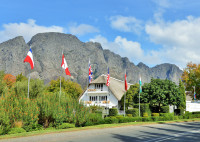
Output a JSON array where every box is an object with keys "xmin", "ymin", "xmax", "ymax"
[{"xmin": 79, "ymin": 74, "xmax": 132, "ymax": 110}]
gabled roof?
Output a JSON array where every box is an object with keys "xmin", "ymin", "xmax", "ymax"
[{"xmin": 90, "ymin": 74, "xmax": 132, "ymax": 100}]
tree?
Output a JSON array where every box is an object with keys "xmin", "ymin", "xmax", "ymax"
[
  {"xmin": 0, "ymin": 71, "xmax": 6, "ymax": 95},
  {"xmin": 3, "ymin": 74, "xmax": 16, "ymax": 88},
  {"xmin": 47, "ymin": 77, "xmax": 83, "ymax": 99},
  {"xmin": 16, "ymin": 73, "xmax": 27, "ymax": 82},
  {"xmin": 182, "ymin": 62, "xmax": 200, "ymax": 99},
  {"xmin": 178, "ymin": 79, "xmax": 186, "ymax": 109},
  {"xmin": 121, "ymin": 84, "xmax": 139, "ymax": 109},
  {"xmin": 134, "ymin": 78, "xmax": 181, "ymax": 112}
]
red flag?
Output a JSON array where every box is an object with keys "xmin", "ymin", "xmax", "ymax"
[
  {"xmin": 125, "ymin": 71, "xmax": 127, "ymax": 91},
  {"xmin": 106, "ymin": 67, "xmax": 110, "ymax": 86},
  {"xmin": 61, "ymin": 53, "xmax": 71, "ymax": 76}
]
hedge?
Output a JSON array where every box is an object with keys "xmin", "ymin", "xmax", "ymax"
[
  {"xmin": 126, "ymin": 108, "xmax": 139, "ymax": 117},
  {"xmin": 133, "ymin": 103, "xmax": 151, "ymax": 117},
  {"xmin": 161, "ymin": 106, "xmax": 169, "ymax": 113},
  {"xmin": 109, "ymin": 108, "xmax": 118, "ymax": 116}
]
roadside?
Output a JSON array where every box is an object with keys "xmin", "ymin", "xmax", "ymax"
[{"xmin": 1, "ymin": 118, "xmax": 200, "ymax": 140}]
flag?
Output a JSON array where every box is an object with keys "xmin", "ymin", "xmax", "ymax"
[
  {"xmin": 24, "ymin": 48, "xmax": 34, "ymax": 69},
  {"xmin": 194, "ymin": 92, "xmax": 196, "ymax": 100},
  {"xmin": 61, "ymin": 52, "xmax": 71, "ymax": 76},
  {"xmin": 139, "ymin": 76, "xmax": 142, "ymax": 93},
  {"xmin": 106, "ymin": 67, "xmax": 110, "ymax": 86},
  {"xmin": 89, "ymin": 59, "xmax": 93, "ymax": 83},
  {"xmin": 125, "ymin": 70, "xmax": 127, "ymax": 91}
]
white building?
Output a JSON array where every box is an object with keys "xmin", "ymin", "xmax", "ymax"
[{"xmin": 79, "ymin": 74, "xmax": 132, "ymax": 110}]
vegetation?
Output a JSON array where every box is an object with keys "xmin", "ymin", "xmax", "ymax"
[
  {"xmin": 182, "ymin": 62, "xmax": 200, "ymax": 99},
  {"xmin": 0, "ymin": 64, "xmax": 198, "ymax": 137}
]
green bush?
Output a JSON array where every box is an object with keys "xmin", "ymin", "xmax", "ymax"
[
  {"xmin": 141, "ymin": 117, "xmax": 152, "ymax": 122},
  {"xmin": 159, "ymin": 113, "xmax": 174, "ymax": 121},
  {"xmin": 8, "ymin": 128, "xmax": 26, "ymax": 134},
  {"xmin": 133, "ymin": 104, "xmax": 151, "ymax": 117},
  {"xmin": 118, "ymin": 117, "xmax": 141, "ymax": 123},
  {"xmin": 161, "ymin": 106, "xmax": 169, "ymax": 113},
  {"xmin": 192, "ymin": 111, "xmax": 200, "ymax": 114},
  {"xmin": 152, "ymin": 113, "xmax": 159, "ymax": 117},
  {"xmin": 174, "ymin": 109, "xmax": 184, "ymax": 116},
  {"xmin": 104, "ymin": 117, "xmax": 119, "ymax": 124},
  {"xmin": 174, "ymin": 116, "xmax": 179, "ymax": 120},
  {"xmin": 109, "ymin": 108, "xmax": 118, "ymax": 116},
  {"xmin": 84, "ymin": 113, "xmax": 104, "ymax": 126},
  {"xmin": 143, "ymin": 112, "xmax": 148, "ymax": 117},
  {"xmin": 127, "ymin": 114, "xmax": 132, "ymax": 117},
  {"xmin": 23, "ymin": 124, "xmax": 43, "ymax": 132},
  {"xmin": 126, "ymin": 108, "xmax": 139, "ymax": 117},
  {"xmin": 151, "ymin": 116, "xmax": 159, "ymax": 121},
  {"xmin": 57, "ymin": 123, "xmax": 75, "ymax": 129}
]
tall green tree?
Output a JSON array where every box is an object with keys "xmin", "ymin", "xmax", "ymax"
[
  {"xmin": 134, "ymin": 78, "xmax": 181, "ymax": 112},
  {"xmin": 121, "ymin": 84, "xmax": 139, "ymax": 109},
  {"xmin": 179, "ymin": 79, "xmax": 186, "ymax": 109}
]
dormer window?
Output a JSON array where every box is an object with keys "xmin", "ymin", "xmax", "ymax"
[{"xmin": 95, "ymin": 84, "xmax": 103, "ymax": 91}]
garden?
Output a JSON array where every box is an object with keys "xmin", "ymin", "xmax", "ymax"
[{"xmin": 0, "ymin": 70, "xmax": 200, "ymax": 136}]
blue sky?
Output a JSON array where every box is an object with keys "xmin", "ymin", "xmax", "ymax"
[{"xmin": 1, "ymin": 0, "xmax": 200, "ymax": 69}]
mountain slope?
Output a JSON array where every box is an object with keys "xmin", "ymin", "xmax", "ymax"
[{"xmin": 0, "ymin": 32, "xmax": 183, "ymax": 87}]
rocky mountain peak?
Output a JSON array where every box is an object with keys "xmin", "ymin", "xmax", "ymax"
[{"xmin": 0, "ymin": 32, "xmax": 183, "ymax": 87}]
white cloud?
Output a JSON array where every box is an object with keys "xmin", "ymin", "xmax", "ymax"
[
  {"xmin": 109, "ymin": 15, "xmax": 143, "ymax": 35},
  {"xmin": 69, "ymin": 24, "xmax": 99, "ymax": 36},
  {"xmin": 90, "ymin": 35, "xmax": 145, "ymax": 64},
  {"xmin": 145, "ymin": 16, "xmax": 200, "ymax": 68},
  {"xmin": 152, "ymin": 0, "xmax": 170, "ymax": 8},
  {"xmin": 0, "ymin": 19, "xmax": 64, "ymax": 42}
]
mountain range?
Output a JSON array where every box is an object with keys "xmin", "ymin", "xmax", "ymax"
[{"xmin": 0, "ymin": 32, "xmax": 183, "ymax": 88}]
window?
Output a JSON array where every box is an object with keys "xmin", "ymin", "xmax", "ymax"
[
  {"xmin": 99, "ymin": 96, "xmax": 107, "ymax": 101},
  {"xmin": 95, "ymin": 84, "xmax": 103, "ymax": 91},
  {"xmin": 89, "ymin": 96, "xmax": 97, "ymax": 101}
]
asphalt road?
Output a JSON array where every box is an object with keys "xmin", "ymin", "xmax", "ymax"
[{"xmin": 1, "ymin": 122, "xmax": 200, "ymax": 142}]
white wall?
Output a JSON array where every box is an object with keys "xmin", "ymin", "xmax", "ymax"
[
  {"xmin": 186, "ymin": 101, "xmax": 200, "ymax": 112},
  {"xmin": 79, "ymin": 84, "xmax": 119, "ymax": 108}
]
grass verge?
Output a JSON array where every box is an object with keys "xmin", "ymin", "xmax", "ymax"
[{"xmin": 1, "ymin": 118, "xmax": 200, "ymax": 140}]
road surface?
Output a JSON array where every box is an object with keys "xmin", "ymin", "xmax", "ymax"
[{"xmin": 1, "ymin": 122, "xmax": 200, "ymax": 142}]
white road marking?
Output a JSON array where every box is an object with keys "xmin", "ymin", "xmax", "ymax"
[{"xmin": 146, "ymin": 130, "xmax": 200, "ymax": 142}]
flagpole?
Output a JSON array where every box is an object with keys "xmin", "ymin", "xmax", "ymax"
[
  {"xmin": 87, "ymin": 58, "xmax": 90, "ymax": 98},
  {"xmin": 124, "ymin": 69, "xmax": 126, "ymax": 117},
  {"xmin": 28, "ymin": 72, "xmax": 30, "ymax": 98},
  {"xmin": 139, "ymin": 75, "xmax": 141, "ymax": 117},
  {"xmin": 60, "ymin": 50, "xmax": 63, "ymax": 104},
  {"xmin": 107, "ymin": 67, "xmax": 109, "ymax": 116}
]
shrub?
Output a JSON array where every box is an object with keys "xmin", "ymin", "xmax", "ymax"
[
  {"xmin": 161, "ymin": 106, "xmax": 169, "ymax": 113},
  {"xmin": 133, "ymin": 104, "xmax": 151, "ymax": 116},
  {"xmin": 126, "ymin": 108, "xmax": 139, "ymax": 117},
  {"xmin": 109, "ymin": 108, "xmax": 118, "ymax": 116},
  {"xmin": 127, "ymin": 114, "xmax": 132, "ymax": 117},
  {"xmin": 152, "ymin": 113, "xmax": 159, "ymax": 117},
  {"xmin": 174, "ymin": 116, "xmax": 179, "ymax": 120},
  {"xmin": 8, "ymin": 128, "xmax": 26, "ymax": 134},
  {"xmin": 141, "ymin": 117, "xmax": 152, "ymax": 122},
  {"xmin": 57, "ymin": 123, "xmax": 75, "ymax": 129},
  {"xmin": 14, "ymin": 121, "xmax": 23, "ymax": 128},
  {"xmin": 159, "ymin": 113, "xmax": 174, "ymax": 121},
  {"xmin": 84, "ymin": 113, "xmax": 104, "ymax": 126},
  {"xmin": 174, "ymin": 109, "xmax": 184, "ymax": 116},
  {"xmin": 104, "ymin": 117, "xmax": 119, "ymax": 124},
  {"xmin": 151, "ymin": 116, "xmax": 159, "ymax": 121},
  {"xmin": 192, "ymin": 111, "xmax": 200, "ymax": 114},
  {"xmin": 143, "ymin": 112, "xmax": 148, "ymax": 117}
]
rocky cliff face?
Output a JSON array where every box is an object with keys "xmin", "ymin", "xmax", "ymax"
[{"xmin": 0, "ymin": 32, "xmax": 183, "ymax": 87}]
